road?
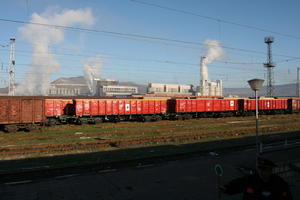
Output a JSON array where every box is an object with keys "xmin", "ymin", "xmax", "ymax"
[{"xmin": 0, "ymin": 145, "xmax": 299, "ymax": 200}]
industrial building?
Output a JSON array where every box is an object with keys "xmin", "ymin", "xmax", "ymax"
[
  {"xmin": 197, "ymin": 80, "xmax": 223, "ymax": 96},
  {"xmin": 94, "ymin": 79, "xmax": 138, "ymax": 96},
  {"xmin": 48, "ymin": 77, "xmax": 90, "ymax": 96},
  {"xmin": 147, "ymin": 83, "xmax": 193, "ymax": 95},
  {"xmin": 98, "ymin": 85, "xmax": 138, "ymax": 96},
  {"xmin": 47, "ymin": 76, "xmax": 138, "ymax": 97},
  {"xmin": 197, "ymin": 56, "xmax": 223, "ymax": 96}
]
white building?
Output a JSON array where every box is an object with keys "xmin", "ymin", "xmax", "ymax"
[
  {"xmin": 48, "ymin": 76, "xmax": 139, "ymax": 96},
  {"xmin": 198, "ymin": 57, "xmax": 223, "ymax": 96},
  {"xmin": 197, "ymin": 80, "xmax": 222, "ymax": 96},
  {"xmin": 48, "ymin": 77, "xmax": 90, "ymax": 96},
  {"xmin": 147, "ymin": 83, "xmax": 193, "ymax": 95},
  {"xmin": 98, "ymin": 85, "xmax": 138, "ymax": 96}
]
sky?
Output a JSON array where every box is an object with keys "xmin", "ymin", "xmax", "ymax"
[{"xmin": 0, "ymin": 0, "xmax": 299, "ymax": 91}]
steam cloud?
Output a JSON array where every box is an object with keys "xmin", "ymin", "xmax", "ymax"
[
  {"xmin": 82, "ymin": 56, "xmax": 102, "ymax": 95},
  {"xmin": 201, "ymin": 40, "xmax": 225, "ymax": 81},
  {"xmin": 15, "ymin": 8, "xmax": 94, "ymax": 95}
]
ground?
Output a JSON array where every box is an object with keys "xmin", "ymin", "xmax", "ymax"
[{"xmin": 1, "ymin": 145, "xmax": 299, "ymax": 200}]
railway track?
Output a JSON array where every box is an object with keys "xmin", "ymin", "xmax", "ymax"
[{"xmin": 0, "ymin": 125, "xmax": 298, "ymax": 157}]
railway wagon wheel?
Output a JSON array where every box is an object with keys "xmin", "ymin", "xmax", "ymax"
[
  {"xmin": 75, "ymin": 118, "xmax": 88, "ymax": 125},
  {"xmin": 25, "ymin": 124, "xmax": 38, "ymax": 132},
  {"xmin": 183, "ymin": 114, "xmax": 192, "ymax": 120},
  {"xmin": 94, "ymin": 118, "xmax": 103, "ymax": 124},
  {"xmin": 47, "ymin": 119, "xmax": 57, "ymax": 126},
  {"xmin": 3, "ymin": 125, "xmax": 18, "ymax": 133},
  {"xmin": 177, "ymin": 115, "xmax": 184, "ymax": 120},
  {"xmin": 113, "ymin": 117, "xmax": 121, "ymax": 123},
  {"xmin": 155, "ymin": 115, "xmax": 162, "ymax": 121},
  {"xmin": 143, "ymin": 116, "xmax": 152, "ymax": 122}
]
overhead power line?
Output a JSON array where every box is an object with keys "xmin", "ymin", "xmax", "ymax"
[
  {"xmin": 0, "ymin": 17, "xmax": 297, "ymax": 59},
  {"xmin": 0, "ymin": 44, "xmax": 9, "ymax": 47},
  {"xmin": 0, "ymin": 48, "xmax": 264, "ymax": 66},
  {"xmin": 129, "ymin": 0, "xmax": 300, "ymax": 40}
]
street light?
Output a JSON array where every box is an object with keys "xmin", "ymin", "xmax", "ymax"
[{"xmin": 247, "ymin": 78, "xmax": 264, "ymax": 158}]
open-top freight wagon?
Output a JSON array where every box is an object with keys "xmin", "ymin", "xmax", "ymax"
[
  {"xmin": 238, "ymin": 98, "xmax": 289, "ymax": 115},
  {"xmin": 44, "ymin": 98, "xmax": 168, "ymax": 125},
  {"xmin": 70, "ymin": 98, "xmax": 167, "ymax": 124},
  {"xmin": 168, "ymin": 98, "xmax": 239, "ymax": 119},
  {"xmin": 1, "ymin": 96, "xmax": 300, "ymax": 133},
  {"xmin": 0, "ymin": 96, "xmax": 45, "ymax": 132},
  {"xmin": 288, "ymin": 97, "xmax": 300, "ymax": 113},
  {"xmin": 45, "ymin": 98, "xmax": 74, "ymax": 125}
]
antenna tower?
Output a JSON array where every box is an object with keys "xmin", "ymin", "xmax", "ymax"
[
  {"xmin": 263, "ymin": 37, "xmax": 275, "ymax": 97},
  {"xmin": 8, "ymin": 38, "xmax": 16, "ymax": 96}
]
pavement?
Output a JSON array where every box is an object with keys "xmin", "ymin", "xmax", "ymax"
[{"xmin": 0, "ymin": 145, "xmax": 299, "ymax": 200}]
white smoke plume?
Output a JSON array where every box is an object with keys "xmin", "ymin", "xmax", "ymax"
[
  {"xmin": 82, "ymin": 56, "xmax": 102, "ymax": 95},
  {"xmin": 201, "ymin": 40, "xmax": 225, "ymax": 81},
  {"xmin": 15, "ymin": 8, "xmax": 94, "ymax": 95}
]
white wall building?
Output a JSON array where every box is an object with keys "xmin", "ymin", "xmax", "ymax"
[
  {"xmin": 197, "ymin": 80, "xmax": 222, "ymax": 96},
  {"xmin": 47, "ymin": 77, "xmax": 90, "ymax": 96},
  {"xmin": 198, "ymin": 57, "xmax": 223, "ymax": 96},
  {"xmin": 148, "ymin": 83, "xmax": 193, "ymax": 95},
  {"xmin": 98, "ymin": 85, "xmax": 138, "ymax": 96},
  {"xmin": 47, "ymin": 77, "xmax": 139, "ymax": 97}
]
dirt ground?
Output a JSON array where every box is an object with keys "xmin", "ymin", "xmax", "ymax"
[{"xmin": 1, "ymin": 114, "xmax": 300, "ymax": 161}]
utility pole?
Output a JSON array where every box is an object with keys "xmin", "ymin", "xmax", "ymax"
[
  {"xmin": 0, "ymin": 62, "xmax": 3, "ymax": 88},
  {"xmin": 8, "ymin": 38, "xmax": 16, "ymax": 96},
  {"xmin": 297, "ymin": 67, "xmax": 300, "ymax": 97},
  {"xmin": 264, "ymin": 37, "xmax": 275, "ymax": 97}
]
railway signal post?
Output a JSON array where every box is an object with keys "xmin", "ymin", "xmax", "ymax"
[{"xmin": 247, "ymin": 79, "xmax": 264, "ymax": 161}]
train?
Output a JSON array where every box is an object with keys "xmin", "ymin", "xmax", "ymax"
[{"xmin": 0, "ymin": 96, "xmax": 300, "ymax": 132}]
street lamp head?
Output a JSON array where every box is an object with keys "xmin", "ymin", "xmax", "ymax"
[{"xmin": 248, "ymin": 79, "xmax": 264, "ymax": 91}]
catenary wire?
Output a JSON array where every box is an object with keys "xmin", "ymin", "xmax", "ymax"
[
  {"xmin": 129, "ymin": 0, "xmax": 300, "ymax": 40},
  {"xmin": 0, "ymin": 17, "xmax": 299, "ymax": 59}
]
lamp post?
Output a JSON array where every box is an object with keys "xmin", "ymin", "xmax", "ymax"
[{"xmin": 247, "ymin": 78, "xmax": 264, "ymax": 158}]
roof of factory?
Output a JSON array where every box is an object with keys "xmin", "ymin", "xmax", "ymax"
[{"xmin": 51, "ymin": 76, "xmax": 87, "ymax": 85}]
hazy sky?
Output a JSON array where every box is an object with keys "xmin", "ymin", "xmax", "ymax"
[{"xmin": 0, "ymin": 0, "xmax": 299, "ymax": 88}]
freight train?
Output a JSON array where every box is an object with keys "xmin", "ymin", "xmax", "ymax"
[{"xmin": 0, "ymin": 96, "xmax": 300, "ymax": 132}]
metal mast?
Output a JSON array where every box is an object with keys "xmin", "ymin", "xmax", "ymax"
[
  {"xmin": 297, "ymin": 67, "xmax": 300, "ymax": 97},
  {"xmin": 8, "ymin": 38, "xmax": 16, "ymax": 96},
  {"xmin": 263, "ymin": 37, "xmax": 275, "ymax": 97}
]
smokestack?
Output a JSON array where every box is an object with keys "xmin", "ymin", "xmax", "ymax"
[
  {"xmin": 198, "ymin": 40, "xmax": 225, "ymax": 97},
  {"xmin": 200, "ymin": 56, "xmax": 208, "ymax": 96},
  {"xmin": 200, "ymin": 56, "xmax": 207, "ymax": 84}
]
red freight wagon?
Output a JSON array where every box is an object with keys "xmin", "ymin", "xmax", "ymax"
[
  {"xmin": 170, "ymin": 99, "xmax": 238, "ymax": 118},
  {"xmin": 0, "ymin": 96, "xmax": 45, "ymax": 132},
  {"xmin": 45, "ymin": 99, "xmax": 74, "ymax": 124},
  {"xmin": 73, "ymin": 99, "xmax": 167, "ymax": 123},
  {"xmin": 288, "ymin": 98, "xmax": 300, "ymax": 113},
  {"xmin": 45, "ymin": 99, "xmax": 74, "ymax": 117},
  {"xmin": 239, "ymin": 98, "xmax": 288, "ymax": 114}
]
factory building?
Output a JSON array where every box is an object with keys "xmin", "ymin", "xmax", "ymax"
[
  {"xmin": 98, "ymin": 85, "xmax": 138, "ymax": 96},
  {"xmin": 47, "ymin": 76, "xmax": 138, "ymax": 96},
  {"xmin": 48, "ymin": 77, "xmax": 90, "ymax": 96},
  {"xmin": 197, "ymin": 56, "xmax": 223, "ymax": 97},
  {"xmin": 94, "ymin": 79, "xmax": 138, "ymax": 96},
  {"xmin": 147, "ymin": 83, "xmax": 193, "ymax": 95},
  {"xmin": 197, "ymin": 80, "xmax": 222, "ymax": 96}
]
